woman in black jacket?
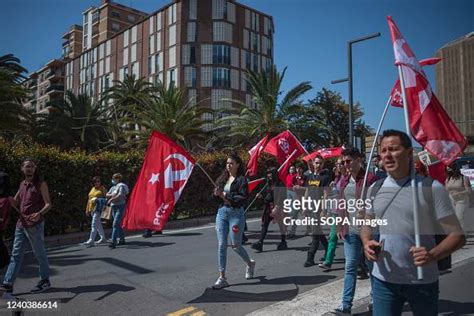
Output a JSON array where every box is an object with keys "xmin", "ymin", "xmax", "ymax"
[
  {"xmin": 212, "ymin": 153, "xmax": 256, "ymax": 289},
  {"xmin": 251, "ymin": 167, "xmax": 288, "ymax": 253}
]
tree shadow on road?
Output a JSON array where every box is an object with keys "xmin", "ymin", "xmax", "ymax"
[
  {"xmin": 16, "ymin": 254, "xmax": 155, "ymax": 279},
  {"xmin": 188, "ymin": 287, "xmax": 299, "ymax": 304},
  {"xmin": 188, "ymin": 274, "xmax": 336, "ymax": 304},
  {"xmin": 121, "ymin": 241, "xmax": 175, "ymax": 249},
  {"xmin": 15, "ymin": 283, "xmax": 135, "ymax": 302}
]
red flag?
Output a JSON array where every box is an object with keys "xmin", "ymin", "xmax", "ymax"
[
  {"xmin": 302, "ymin": 147, "xmax": 343, "ymax": 162},
  {"xmin": 390, "ymin": 58, "xmax": 442, "ymax": 108},
  {"xmin": 246, "ymin": 135, "xmax": 269, "ymax": 177},
  {"xmin": 122, "ymin": 131, "xmax": 196, "ymax": 231},
  {"xmin": 248, "ymin": 178, "xmax": 265, "ymax": 193},
  {"xmin": 387, "ymin": 16, "xmax": 467, "ymax": 165},
  {"xmin": 263, "ymin": 130, "xmax": 307, "ymax": 165},
  {"xmin": 428, "ymin": 162, "xmax": 447, "ymax": 184}
]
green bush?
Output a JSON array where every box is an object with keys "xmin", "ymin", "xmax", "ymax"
[{"xmin": 0, "ymin": 140, "xmax": 279, "ymax": 237}]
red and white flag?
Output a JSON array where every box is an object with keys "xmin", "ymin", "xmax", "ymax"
[
  {"xmin": 263, "ymin": 130, "xmax": 307, "ymax": 165},
  {"xmin": 247, "ymin": 135, "xmax": 269, "ymax": 177},
  {"xmin": 302, "ymin": 147, "xmax": 343, "ymax": 162},
  {"xmin": 122, "ymin": 131, "xmax": 195, "ymax": 231},
  {"xmin": 263, "ymin": 131, "xmax": 307, "ymax": 181},
  {"xmin": 387, "ymin": 16, "xmax": 466, "ymax": 165},
  {"xmin": 390, "ymin": 58, "xmax": 442, "ymax": 108},
  {"xmin": 248, "ymin": 178, "xmax": 265, "ymax": 193}
]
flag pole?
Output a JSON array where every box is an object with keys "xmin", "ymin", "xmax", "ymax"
[
  {"xmin": 361, "ymin": 95, "xmax": 392, "ymax": 199},
  {"xmin": 195, "ymin": 163, "xmax": 217, "ymax": 187},
  {"xmin": 398, "ymin": 64, "xmax": 424, "ymax": 280},
  {"xmin": 244, "ymin": 149, "xmax": 298, "ymax": 214}
]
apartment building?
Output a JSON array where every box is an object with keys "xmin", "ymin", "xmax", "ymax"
[
  {"xmin": 81, "ymin": 0, "xmax": 148, "ymax": 52},
  {"xmin": 23, "ymin": 59, "xmax": 66, "ymax": 113},
  {"xmin": 65, "ymin": 0, "xmax": 274, "ymax": 121},
  {"xmin": 436, "ymin": 32, "xmax": 474, "ymax": 145}
]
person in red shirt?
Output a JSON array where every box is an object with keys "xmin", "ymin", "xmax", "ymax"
[{"xmin": 1, "ymin": 159, "xmax": 52, "ymax": 296}]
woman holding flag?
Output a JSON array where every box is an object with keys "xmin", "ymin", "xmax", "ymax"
[{"xmin": 212, "ymin": 152, "xmax": 256, "ymax": 289}]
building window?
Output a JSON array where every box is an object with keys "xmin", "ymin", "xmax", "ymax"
[
  {"xmin": 190, "ymin": 45, "xmax": 196, "ymax": 64},
  {"xmin": 213, "ymin": 68, "xmax": 230, "ymax": 88},
  {"xmin": 104, "ymin": 75, "xmax": 110, "ymax": 90},
  {"xmin": 253, "ymin": 53, "xmax": 258, "ymax": 72},
  {"xmin": 127, "ymin": 15, "xmax": 136, "ymax": 23},
  {"xmin": 185, "ymin": 67, "xmax": 196, "ymax": 88},
  {"xmin": 169, "ymin": 68, "xmax": 176, "ymax": 87},
  {"xmin": 187, "ymin": 22, "xmax": 196, "ymax": 42},
  {"xmin": 168, "ymin": 4, "xmax": 177, "ymax": 25},
  {"xmin": 189, "ymin": 0, "xmax": 197, "ymax": 20},
  {"xmin": 148, "ymin": 56, "xmax": 153, "ymax": 75},
  {"xmin": 246, "ymin": 51, "xmax": 251, "ymax": 70},
  {"xmin": 112, "ymin": 23, "xmax": 120, "ymax": 31},
  {"xmin": 92, "ymin": 11, "xmax": 99, "ymax": 23},
  {"xmin": 122, "ymin": 66, "xmax": 128, "ymax": 78},
  {"xmin": 213, "ymin": 44, "xmax": 230, "ymax": 64},
  {"xmin": 169, "ymin": 25, "xmax": 177, "ymax": 46},
  {"xmin": 111, "ymin": 11, "xmax": 120, "ymax": 19},
  {"xmin": 131, "ymin": 25, "xmax": 137, "ymax": 43},
  {"xmin": 155, "ymin": 53, "xmax": 161, "ymax": 73}
]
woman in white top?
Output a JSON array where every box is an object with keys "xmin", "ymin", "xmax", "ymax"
[{"xmin": 445, "ymin": 163, "xmax": 472, "ymax": 229}]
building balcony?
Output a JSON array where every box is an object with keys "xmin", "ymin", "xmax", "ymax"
[
  {"xmin": 46, "ymin": 85, "xmax": 65, "ymax": 94},
  {"xmin": 47, "ymin": 71, "xmax": 64, "ymax": 79}
]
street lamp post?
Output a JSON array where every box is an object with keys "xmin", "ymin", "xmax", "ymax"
[{"xmin": 332, "ymin": 32, "xmax": 381, "ymax": 146}]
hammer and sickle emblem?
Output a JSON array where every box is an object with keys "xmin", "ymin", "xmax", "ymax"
[{"xmin": 164, "ymin": 153, "xmax": 194, "ymax": 201}]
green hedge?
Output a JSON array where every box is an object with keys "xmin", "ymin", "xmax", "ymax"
[{"xmin": 0, "ymin": 140, "xmax": 278, "ymax": 237}]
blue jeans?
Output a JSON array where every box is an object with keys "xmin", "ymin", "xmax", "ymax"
[
  {"xmin": 3, "ymin": 221, "xmax": 50, "ymax": 286},
  {"xmin": 216, "ymin": 206, "xmax": 251, "ymax": 272},
  {"xmin": 89, "ymin": 210, "xmax": 105, "ymax": 241},
  {"xmin": 111, "ymin": 204, "xmax": 125, "ymax": 244},
  {"xmin": 372, "ymin": 276, "xmax": 438, "ymax": 316},
  {"xmin": 341, "ymin": 232, "xmax": 363, "ymax": 309}
]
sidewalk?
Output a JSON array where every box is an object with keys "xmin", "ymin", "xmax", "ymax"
[{"xmin": 248, "ymin": 235, "xmax": 474, "ymax": 316}]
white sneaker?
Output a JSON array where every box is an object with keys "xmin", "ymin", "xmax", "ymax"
[
  {"xmin": 82, "ymin": 240, "xmax": 94, "ymax": 246},
  {"xmin": 94, "ymin": 238, "xmax": 109, "ymax": 245},
  {"xmin": 212, "ymin": 277, "xmax": 228, "ymax": 290},
  {"xmin": 246, "ymin": 260, "xmax": 256, "ymax": 279}
]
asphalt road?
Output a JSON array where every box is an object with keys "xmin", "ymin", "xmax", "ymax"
[
  {"xmin": 1, "ymin": 220, "xmax": 473, "ymax": 316},
  {"xmin": 0, "ymin": 219, "xmax": 348, "ymax": 316}
]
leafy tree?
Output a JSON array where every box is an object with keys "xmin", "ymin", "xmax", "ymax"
[
  {"xmin": 217, "ymin": 66, "xmax": 312, "ymax": 146},
  {"xmin": 0, "ymin": 54, "xmax": 31, "ymax": 137},
  {"xmin": 123, "ymin": 83, "xmax": 213, "ymax": 150}
]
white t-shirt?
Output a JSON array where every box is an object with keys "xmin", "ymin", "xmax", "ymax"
[{"xmin": 367, "ymin": 175, "xmax": 455, "ymax": 284}]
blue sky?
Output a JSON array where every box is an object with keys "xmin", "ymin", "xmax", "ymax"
[{"xmin": 1, "ymin": 0, "xmax": 473, "ymax": 135}]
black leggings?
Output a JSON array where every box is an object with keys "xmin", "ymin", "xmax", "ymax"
[{"xmin": 308, "ymin": 228, "xmax": 328, "ymax": 256}]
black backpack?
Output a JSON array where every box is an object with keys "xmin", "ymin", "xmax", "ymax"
[{"xmin": 370, "ymin": 176, "xmax": 451, "ymax": 271}]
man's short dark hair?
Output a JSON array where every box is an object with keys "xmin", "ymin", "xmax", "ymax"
[
  {"xmin": 342, "ymin": 147, "xmax": 362, "ymax": 158},
  {"xmin": 381, "ymin": 129, "xmax": 412, "ymax": 149}
]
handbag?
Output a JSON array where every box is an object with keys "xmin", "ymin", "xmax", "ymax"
[{"xmin": 101, "ymin": 205, "xmax": 112, "ymax": 220}]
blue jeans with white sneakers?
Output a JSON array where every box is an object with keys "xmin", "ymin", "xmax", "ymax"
[{"xmin": 216, "ymin": 206, "xmax": 251, "ymax": 272}]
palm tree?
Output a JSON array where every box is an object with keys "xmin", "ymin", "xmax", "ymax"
[
  {"xmin": 123, "ymin": 83, "xmax": 213, "ymax": 149},
  {"xmin": 217, "ymin": 66, "xmax": 312, "ymax": 144},
  {"xmin": 0, "ymin": 54, "xmax": 30, "ymax": 137},
  {"xmin": 35, "ymin": 91, "xmax": 110, "ymax": 151}
]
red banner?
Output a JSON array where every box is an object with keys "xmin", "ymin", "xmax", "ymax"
[{"xmin": 122, "ymin": 131, "xmax": 195, "ymax": 231}]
